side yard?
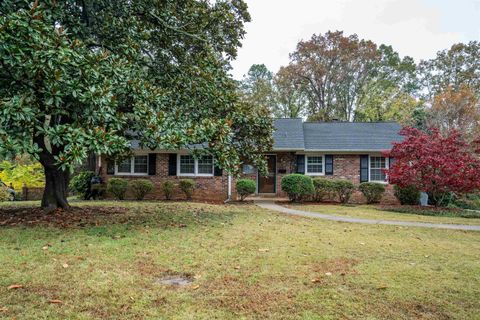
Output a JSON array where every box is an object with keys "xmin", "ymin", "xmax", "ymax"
[{"xmin": 1, "ymin": 201, "xmax": 479, "ymax": 319}]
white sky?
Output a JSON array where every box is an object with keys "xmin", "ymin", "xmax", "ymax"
[{"xmin": 230, "ymin": 0, "xmax": 480, "ymax": 80}]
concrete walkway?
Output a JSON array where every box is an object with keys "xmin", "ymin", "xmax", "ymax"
[{"xmin": 255, "ymin": 200, "xmax": 480, "ymax": 231}]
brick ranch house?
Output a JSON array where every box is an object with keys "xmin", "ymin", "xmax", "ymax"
[{"xmin": 97, "ymin": 118, "xmax": 402, "ymax": 203}]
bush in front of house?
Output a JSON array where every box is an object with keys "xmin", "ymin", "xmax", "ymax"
[
  {"xmin": 236, "ymin": 179, "xmax": 256, "ymax": 201},
  {"xmin": 179, "ymin": 179, "xmax": 196, "ymax": 200},
  {"xmin": 107, "ymin": 178, "xmax": 128, "ymax": 200},
  {"xmin": 359, "ymin": 182, "xmax": 386, "ymax": 204},
  {"xmin": 162, "ymin": 181, "xmax": 175, "ymax": 200},
  {"xmin": 0, "ymin": 184, "xmax": 11, "ymax": 202},
  {"xmin": 313, "ymin": 178, "xmax": 335, "ymax": 202},
  {"xmin": 130, "ymin": 179, "xmax": 154, "ymax": 200},
  {"xmin": 69, "ymin": 171, "xmax": 95, "ymax": 199},
  {"xmin": 331, "ymin": 179, "xmax": 355, "ymax": 204},
  {"xmin": 281, "ymin": 174, "xmax": 314, "ymax": 202},
  {"xmin": 393, "ymin": 185, "xmax": 420, "ymax": 205}
]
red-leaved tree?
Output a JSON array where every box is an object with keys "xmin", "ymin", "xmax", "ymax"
[{"xmin": 386, "ymin": 127, "xmax": 480, "ymax": 206}]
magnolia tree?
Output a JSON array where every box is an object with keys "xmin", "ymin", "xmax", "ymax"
[
  {"xmin": 0, "ymin": 1, "xmax": 273, "ymax": 212},
  {"xmin": 386, "ymin": 127, "xmax": 480, "ymax": 205}
]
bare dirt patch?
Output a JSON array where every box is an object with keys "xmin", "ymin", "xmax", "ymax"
[
  {"xmin": 203, "ymin": 275, "xmax": 297, "ymax": 317},
  {"xmin": 311, "ymin": 258, "xmax": 359, "ymax": 276},
  {"xmin": 0, "ymin": 206, "xmax": 127, "ymax": 228}
]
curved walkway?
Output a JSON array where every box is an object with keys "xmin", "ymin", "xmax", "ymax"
[{"xmin": 255, "ymin": 200, "xmax": 480, "ymax": 231}]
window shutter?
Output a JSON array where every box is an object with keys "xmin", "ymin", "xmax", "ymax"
[
  {"xmin": 325, "ymin": 155, "xmax": 334, "ymax": 175},
  {"xmin": 148, "ymin": 154, "xmax": 156, "ymax": 175},
  {"xmin": 106, "ymin": 158, "xmax": 115, "ymax": 175},
  {"xmin": 214, "ymin": 164, "xmax": 222, "ymax": 176},
  {"xmin": 296, "ymin": 155, "xmax": 305, "ymax": 174},
  {"xmin": 168, "ymin": 154, "xmax": 177, "ymax": 176},
  {"xmin": 360, "ymin": 155, "xmax": 369, "ymax": 182}
]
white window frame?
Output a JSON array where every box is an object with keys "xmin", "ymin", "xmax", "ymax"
[
  {"xmin": 115, "ymin": 154, "xmax": 149, "ymax": 176},
  {"xmin": 369, "ymin": 155, "xmax": 389, "ymax": 183},
  {"xmin": 177, "ymin": 153, "xmax": 214, "ymax": 177},
  {"xmin": 305, "ymin": 154, "xmax": 325, "ymax": 176}
]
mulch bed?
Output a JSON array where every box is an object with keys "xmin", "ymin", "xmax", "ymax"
[{"xmin": 0, "ymin": 206, "xmax": 128, "ymax": 228}]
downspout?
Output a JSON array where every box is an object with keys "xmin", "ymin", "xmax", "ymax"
[{"xmin": 224, "ymin": 174, "xmax": 232, "ymax": 203}]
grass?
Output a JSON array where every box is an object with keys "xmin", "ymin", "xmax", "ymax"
[
  {"xmin": 289, "ymin": 203, "xmax": 480, "ymax": 226},
  {"xmin": 0, "ymin": 200, "xmax": 479, "ymax": 319}
]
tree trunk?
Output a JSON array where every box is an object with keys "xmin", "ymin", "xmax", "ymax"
[{"xmin": 39, "ymin": 154, "xmax": 71, "ymax": 213}]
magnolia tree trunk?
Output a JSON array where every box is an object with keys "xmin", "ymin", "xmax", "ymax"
[{"xmin": 39, "ymin": 152, "xmax": 70, "ymax": 212}]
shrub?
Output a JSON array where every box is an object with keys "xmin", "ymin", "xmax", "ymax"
[
  {"xmin": 359, "ymin": 182, "xmax": 386, "ymax": 204},
  {"xmin": 69, "ymin": 171, "xmax": 95, "ymax": 199},
  {"xmin": 313, "ymin": 178, "xmax": 335, "ymax": 202},
  {"xmin": 130, "ymin": 179, "xmax": 154, "ymax": 200},
  {"xmin": 179, "ymin": 179, "xmax": 196, "ymax": 200},
  {"xmin": 331, "ymin": 180, "xmax": 355, "ymax": 204},
  {"xmin": 162, "ymin": 181, "xmax": 175, "ymax": 200},
  {"xmin": 236, "ymin": 179, "xmax": 256, "ymax": 201},
  {"xmin": 281, "ymin": 174, "xmax": 314, "ymax": 202},
  {"xmin": 393, "ymin": 185, "xmax": 420, "ymax": 205},
  {"xmin": 0, "ymin": 184, "xmax": 11, "ymax": 202},
  {"xmin": 107, "ymin": 178, "xmax": 128, "ymax": 200}
]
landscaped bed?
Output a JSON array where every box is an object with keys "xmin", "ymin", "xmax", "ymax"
[
  {"xmin": 1, "ymin": 201, "xmax": 479, "ymax": 319},
  {"xmin": 288, "ymin": 203, "xmax": 480, "ymax": 226}
]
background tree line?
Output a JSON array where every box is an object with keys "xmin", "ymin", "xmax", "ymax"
[{"xmin": 239, "ymin": 31, "xmax": 480, "ymax": 141}]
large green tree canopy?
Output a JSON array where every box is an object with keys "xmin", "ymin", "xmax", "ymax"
[{"xmin": 0, "ymin": 0, "xmax": 273, "ymax": 210}]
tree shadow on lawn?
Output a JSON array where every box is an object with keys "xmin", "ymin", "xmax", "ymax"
[{"xmin": 0, "ymin": 202, "xmax": 238, "ymax": 230}]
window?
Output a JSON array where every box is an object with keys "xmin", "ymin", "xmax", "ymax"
[
  {"xmin": 370, "ymin": 156, "xmax": 387, "ymax": 182},
  {"xmin": 242, "ymin": 164, "xmax": 256, "ymax": 174},
  {"xmin": 306, "ymin": 155, "xmax": 324, "ymax": 175},
  {"xmin": 134, "ymin": 155, "xmax": 148, "ymax": 174},
  {"xmin": 115, "ymin": 155, "xmax": 148, "ymax": 175},
  {"xmin": 179, "ymin": 155, "xmax": 195, "ymax": 174},
  {"xmin": 197, "ymin": 155, "xmax": 214, "ymax": 175},
  {"xmin": 117, "ymin": 158, "xmax": 132, "ymax": 173},
  {"xmin": 178, "ymin": 154, "xmax": 214, "ymax": 176}
]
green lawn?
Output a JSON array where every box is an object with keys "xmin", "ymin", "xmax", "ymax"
[
  {"xmin": 288, "ymin": 203, "xmax": 480, "ymax": 226},
  {"xmin": 1, "ymin": 201, "xmax": 480, "ymax": 319}
]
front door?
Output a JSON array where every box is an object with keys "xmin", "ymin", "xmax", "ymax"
[{"xmin": 258, "ymin": 155, "xmax": 276, "ymax": 193}]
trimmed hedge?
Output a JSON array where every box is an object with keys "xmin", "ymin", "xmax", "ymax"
[
  {"xmin": 359, "ymin": 182, "xmax": 386, "ymax": 204},
  {"xmin": 69, "ymin": 171, "xmax": 95, "ymax": 199},
  {"xmin": 394, "ymin": 185, "xmax": 420, "ymax": 205},
  {"xmin": 281, "ymin": 174, "xmax": 314, "ymax": 202},
  {"xmin": 179, "ymin": 179, "xmax": 196, "ymax": 200},
  {"xmin": 236, "ymin": 179, "xmax": 256, "ymax": 201},
  {"xmin": 130, "ymin": 179, "xmax": 154, "ymax": 200},
  {"xmin": 162, "ymin": 181, "xmax": 175, "ymax": 200},
  {"xmin": 312, "ymin": 178, "xmax": 335, "ymax": 202},
  {"xmin": 107, "ymin": 178, "xmax": 128, "ymax": 200},
  {"xmin": 331, "ymin": 180, "xmax": 355, "ymax": 204}
]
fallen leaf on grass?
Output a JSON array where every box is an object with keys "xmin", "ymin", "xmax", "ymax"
[
  {"xmin": 48, "ymin": 300, "xmax": 63, "ymax": 304},
  {"xmin": 324, "ymin": 272, "xmax": 332, "ymax": 276},
  {"xmin": 191, "ymin": 285, "xmax": 200, "ymax": 290},
  {"xmin": 7, "ymin": 284, "xmax": 23, "ymax": 290},
  {"xmin": 0, "ymin": 307, "xmax": 8, "ymax": 312},
  {"xmin": 234, "ymin": 266, "xmax": 240, "ymax": 270},
  {"xmin": 311, "ymin": 278, "xmax": 321, "ymax": 283},
  {"xmin": 377, "ymin": 285, "xmax": 388, "ymax": 290}
]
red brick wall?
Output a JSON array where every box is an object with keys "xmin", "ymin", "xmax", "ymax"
[
  {"xmin": 99, "ymin": 152, "xmax": 398, "ymax": 204},
  {"xmin": 99, "ymin": 154, "xmax": 228, "ymax": 202}
]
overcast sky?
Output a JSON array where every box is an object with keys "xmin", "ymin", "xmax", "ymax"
[{"xmin": 230, "ymin": 0, "xmax": 480, "ymax": 80}]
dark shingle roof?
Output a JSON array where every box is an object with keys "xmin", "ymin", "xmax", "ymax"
[
  {"xmin": 273, "ymin": 119, "xmax": 402, "ymax": 151},
  {"xmin": 273, "ymin": 118, "xmax": 305, "ymax": 150}
]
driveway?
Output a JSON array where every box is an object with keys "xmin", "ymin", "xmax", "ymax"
[{"xmin": 255, "ymin": 200, "xmax": 480, "ymax": 231}]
